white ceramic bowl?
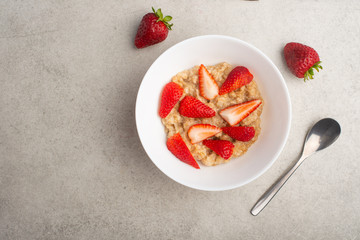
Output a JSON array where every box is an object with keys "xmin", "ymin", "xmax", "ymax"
[{"xmin": 136, "ymin": 35, "xmax": 291, "ymax": 191}]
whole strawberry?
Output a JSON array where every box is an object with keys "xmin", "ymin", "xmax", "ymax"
[
  {"xmin": 284, "ymin": 42, "xmax": 323, "ymax": 81},
  {"xmin": 135, "ymin": 7, "xmax": 173, "ymax": 49}
]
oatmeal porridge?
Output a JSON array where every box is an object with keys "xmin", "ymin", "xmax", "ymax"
[{"xmin": 161, "ymin": 62, "xmax": 263, "ymax": 166}]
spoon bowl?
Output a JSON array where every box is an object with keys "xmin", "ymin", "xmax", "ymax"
[{"xmin": 302, "ymin": 118, "xmax": 341, "ymax": 158}]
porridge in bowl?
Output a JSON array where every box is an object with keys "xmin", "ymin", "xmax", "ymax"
[{"xmin": 159, "ymin": 62, "xmax": 263, "ymax": 167}]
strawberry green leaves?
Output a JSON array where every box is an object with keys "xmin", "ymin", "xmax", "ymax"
[
  {"xmin": 304, "ymin": 61, "xmax": 323, "ymax": 81},
  {"xmin": 152, "ymin": 7, "xmax": 173, "ymax": 30}
]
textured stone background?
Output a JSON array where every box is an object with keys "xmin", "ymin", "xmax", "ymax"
[{"xmin": 0, "ymin": 0, "xmax": 359, "ymax": 239}]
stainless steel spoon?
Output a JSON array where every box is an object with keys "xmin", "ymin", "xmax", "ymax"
[{"xmin": 251, "ymin": 118, "xmax": 341, "ymax": 216}]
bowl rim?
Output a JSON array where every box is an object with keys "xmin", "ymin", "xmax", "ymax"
[{"xmin": 135, "ymin": 35, "xmax": 292, "ymax": 191}]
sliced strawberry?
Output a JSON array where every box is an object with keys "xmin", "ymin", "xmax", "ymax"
[
  {"xmin": 166, "ymin": 133, "xmax": 200, "ymax": 169},
  {"xmin": 219, "ymin": 66, "xmax": 253, "ymax": 95},
  {"xmin": 202, "ymin": 139, "xmax": 234, "ymax": 160},
  {"xmin": 159, "ymin": 82, "xmax": 184, "ymax": 118},
  {"xmin": 222, "ymin": 126, "xmax": 255, "ymax": 142},
  {"xmin": 188, "ymin": 124, "xmax": 222, "ymax": 144},
  {"xmin": 178, "ymin": 96, "xmax": 216, "ymax": 118},
  {"xmin": 219, "ymin": 99, "xmax": 262, "ymax": 126},
  {"xmin": 198, "ymin": 64, "xmax": 219, "ymax": 100}
]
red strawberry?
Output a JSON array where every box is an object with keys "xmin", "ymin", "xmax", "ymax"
[
  {"xmin": 166, "ymin": 133, "xmax": 200, "ymax": 169},
  {"xmin": 135, "ymin": 7, "xmax": 173, "ymax": 49},
  {"xmin": 222, "ymin": 126, "xmax": 255, "ymax": 142},
  {"xmin": 188, "ymin": 124, "xmax": 222, "ymax": 144},
  {"xmin": 179, "ymin": 96, "xmax": 216, "ymax": 118},
  {"xmin": 284, "ymin": 42, "xmax": 323, "ymax": 81},
  {"xmin": 219, "ymin": 66, "xmax": 253, "ymax": 95},
  {"xmin": 159, "ymin": 82, "xmax": 184, "ymax": 118},
  {"xmin": 219, "ymin": 99, "xmax": 262, "ymax": 126},
  {"xmin": 203, "ymin": 139, "xmax": 234, "ymax": 160},
  {"xmin": 198, "ymin": 64, "xmax": 219, "ymax": 100}
]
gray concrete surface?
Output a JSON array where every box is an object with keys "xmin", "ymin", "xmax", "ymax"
[{"xmin": 1, "ymin": 0, "xmax": 359, "ymax": 239}]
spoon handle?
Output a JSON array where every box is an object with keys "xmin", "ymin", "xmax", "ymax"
[{"xmin": 251, "ymin": 157, "xmax": 305, "ymax": 216}]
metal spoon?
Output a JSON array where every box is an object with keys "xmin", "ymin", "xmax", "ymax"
[{"xmin": 251, "ymin": 118, "xmax": 341, "ymax": 216}]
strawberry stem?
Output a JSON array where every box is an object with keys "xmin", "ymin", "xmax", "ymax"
[
  {"xmin": 152, "ymin": 7, "xmax": 173, "ymax": 30},
  {"xmin": 304, "ymin": 61, "xmax": 322, "ymax": 82}
]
